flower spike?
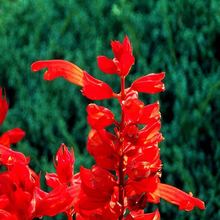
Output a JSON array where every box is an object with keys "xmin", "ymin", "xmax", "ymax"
[{"xmin": 29, "ymin": 36, "xmax": 205, "ymax": 219}]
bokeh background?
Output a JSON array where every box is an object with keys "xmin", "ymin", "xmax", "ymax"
[{"xmin": 0, "ymin": 0, "xmax": 220, "ymax": 219}]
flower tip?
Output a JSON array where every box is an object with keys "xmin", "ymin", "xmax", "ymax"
[{"xmin": 31, "ymin": 61, "xmax": 42, "ymax": 72}]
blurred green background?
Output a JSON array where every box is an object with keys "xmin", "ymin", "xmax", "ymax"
[{"xmin": 0, "ymin": 0, "xmax": 220, "ymax": 219}]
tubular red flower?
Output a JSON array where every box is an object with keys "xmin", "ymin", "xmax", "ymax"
[
  {"xmin": 154, "ymin": 183, "xmax": 205, "ymax": 211},
  {"xmin": 79, "ymin": 166, "xmax": 116, "ymax": 210},
  {"xmin": 82, "ymin": 71, "xmax": 113, "ymax": 100},
  {"xmin": 131, "ymin": 72, "xmax": 165, "ymax": 94},
  {"xmin": 31, "ymin": 60, "xmax": 84, "ymax": 86},
  {"xmin": 97, "ymin": 56, "xmax": 118, "ymax": 74},
  {"xmin": 87, "ymin": 129, "xmax": 118, "ymax": 170},
  {"xmin": 31, "ymin": 60, "xmax": 114, "ymax": 100},
  {"xmin": 0, "ymin": 144, "xmax": 29, "ymax": 166},
  {"xmin": 34, "ymin": 185, "xmax": 78, "ymax": 218},
  {"xmin": 0, "ymin": 88, "xmax": 8, "ymax": 125},
  {"xmin": 0, "ymin": 128, "xmax": 26, "ymax": 148},
  {"xmin": 97, "ymin": 36, "xmax": 135, "ymax": 76},
  {"xmin": 87, "ymin": 104, "xmax": 115, "ymax": 129}
]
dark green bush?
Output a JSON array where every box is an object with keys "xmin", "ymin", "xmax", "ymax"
[{"xmin": 0, "ymin": 0, "xmax": 219, "ymax": 219}]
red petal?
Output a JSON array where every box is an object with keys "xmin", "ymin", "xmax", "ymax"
[
  {"xmin": 80, "ymin": 166, "xmax": 116, "ymax": 209},
  {"xmin": 97, "ymin": 56, "xmax": 118, "ymax": 74},
  {"xmin": 87, "ymin": 104, "xmax": 115, "ymax": 129},
  {"xmin": 125, "ymin": 209, "xmax": 160, "ymax": 220},
  {"xmin": 138, "ymin": 102, "xmax": 160, "ymax": 124},
  {"xmin": 0, "ymin": 128, "xmax": 25, "ymax": 146},
  {"xmin": 0, "ymin": 88, "xmax": 9, "ymax": 125},
  {"xmin": 31, "ymin": 60, "xmax": 84, "ymax": 86},
  {"xmin": 118, "ymin": 49, "xmax": 135, "ymax": 76},
  {"xmin": 111, "ymin": 40, "xmax": 123, "ymax": 59},
  {"xmin": 45, "ymin": 173, "xmax": 61, "ymax": 189},
  {"xmin": 0, "ymin": 144, "xmax": 28, "ymax": 165},
  {"xmin": 154, "ymin": 183, "xmax": 205, "ymax": 211},
  {"xmin": 131, "ymin": 73, "xmax": 165, "ymax": 94},
  {"xmin": 111, "ymin": 36, "xmax": 133, "ymax": 60},
  {"xmin": 87, "ymin": 129, "xmax": 118, "ymax": 170},
  {"xmin": 34, "ymin": 185, "xmax": 77, "ymax": 217},
  {"xmin": 0, "ymin": 210, "xmax": 18, "ymax": 220},
  {"xmin": 82, "ymin": 71, "xmax": 113, "ymax": 100}
]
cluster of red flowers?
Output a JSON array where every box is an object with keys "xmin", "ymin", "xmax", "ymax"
[{"xmin": 0, "ymin": 36, "xmax": 205, "ymax": 219}]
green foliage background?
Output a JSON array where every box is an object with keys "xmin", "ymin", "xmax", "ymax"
[{"xmin": 0, "ymin": 0, "xmax": 220, "ymax": 219}]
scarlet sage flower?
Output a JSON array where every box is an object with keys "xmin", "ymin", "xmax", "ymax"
[
  {"xmin": 44, "ymin": 144, "xmax": 81, "ymax": 219},
  {"xmin": 97, "ymin": 36, "xmax": 135, "ymax": 76},
  {"xmin": 153, "ymin": 183, "xmax": 205, "ymax": 211},
  {"xmin": 31, "ymin": 35, "xmax": 205, "ymax": 219},
  {"xmin": 130, "ymin": 72, "xmax": 165, "ymax": 94},
  {"xmin": 87, "ymin": 104, "xmax": 115, "ymax": 129},
  {"xmin": 0, "ymin": 128, "xmax": 26, "ymax": 148},
  {"xmin": 31, "ymin": 60, "xmax": 114, "ymax": 100}
]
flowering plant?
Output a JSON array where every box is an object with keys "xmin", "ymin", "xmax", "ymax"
[{"xmin": 0, "ymin": 36, "xmax": 205, "ymax": 219}]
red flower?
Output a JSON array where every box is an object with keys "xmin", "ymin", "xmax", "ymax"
[
  {"xmin": 31, "ymin": 60, "xmax": 84, "ymax": 86},
  {"xmin": 82, "ymin": 71, "xmax": 113, "ymax": 100},
  {"xmin": 126, "ymin": 146, "xmax": 161, "ymax": 181},
  {"xmin": 153, "ymin": 183, "xmax": 205, "ymax": 211},
  {"xmin": 31, "ymin": 36, "xmax": 205, "ymax": 219},
  {"xmin": 34, "ymin": 185, "xmax": 78, "ymax": 218},
  {"xmin": 0, "ymin": 128, "xmax": 26, "ymax": 148},
  {"xmin": 97, "ymin": 36, "xmax": 135, "ymax": 76},
  {"xmin": 0, "ymin": 144, "xmax": 29, "ymax": 166},
  {"xmin": 87, "ymin": 104, "xmax": 115, "ymax": 129},
  {"xmin": 44, "ymin": 144, "xmax": 81, "ymax": 219},
  {"xmin": 0, "ymin": 88, "xmax": 8, "ymax": 125},
  {"xmin": 87, "ymin": 129, "xmax": 118, "ymax": 170},
  {"xmin": 31, "ymin": 60, "xmax": 114, "ymax": 100},
  {"xmin": 131, "ymin": 72, "xmax": 165, "ymax": 94},
  {"xmin": 79, "ymin": 166, "xmax": 117, "ymax": 210},
  {"xmin": 124, "ymin": 209, "xmax": 160, "ymax": 220}
]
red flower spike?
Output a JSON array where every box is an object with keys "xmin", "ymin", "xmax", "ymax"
[
  {"xmin": 0, "ymin": 88, "xmax": 9, "ymax": 125},
  {"xmin": 30, "ymin": 36, "xmax": 205, "ymax": 219},
  {"xmin": 54, "ymin": 144, "xmax": 74, "ymax": 185},
  {"xmin": 82, "ymin": 71, "xmax": 113, "ymax": 100},
  {"xmin": 87, "ymin": 104, "xmax": 115, "ymax": 129},
  {"xmin": 31, "ymin": 60, "xmax": 84, "ymax": 86},
  {"xmin": 131, "ymin": 72, "xmax": 165, "ymax": 94},
  {"xmin": 154, "ymin": 183, "xmax": 205, "ymax": 211},
  {"xmin": 0, "ymin": 128, "xmax": 26, "ymax": 147}
]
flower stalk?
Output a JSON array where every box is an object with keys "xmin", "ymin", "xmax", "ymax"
[{"xmin": 0, "ymin": 36, "xmax": 205, "ymax": 220}]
